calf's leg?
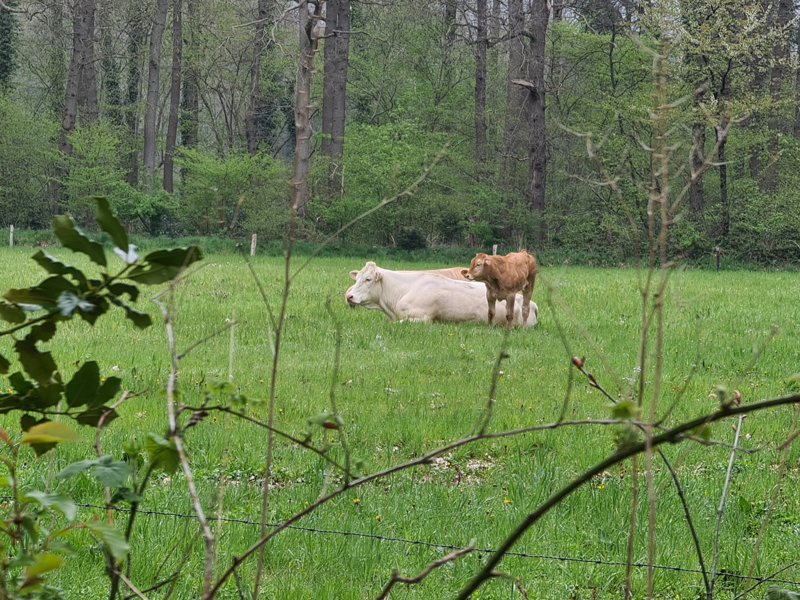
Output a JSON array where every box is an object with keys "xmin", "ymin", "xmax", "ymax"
[
  {"xmin": 505, "ymin": 294, "xmax": 516, "ymax": 328},
  {"xmin": 486, "ymin": 292, "xmax": 496, "ymax": 325}
]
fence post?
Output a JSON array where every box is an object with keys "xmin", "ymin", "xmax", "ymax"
[
  {"xmin": 9, "ymin": 225, "xmax": 13, "ymax": 248},
  {"xmin": 250, "ymin": 233, "xmax": 257, "ymax": 257},
  {"xmin": 492, "ymin": 243, "xmax": 497, "ymax": 256}
]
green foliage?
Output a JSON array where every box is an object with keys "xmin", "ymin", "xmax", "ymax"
[
  {"xmin": 0, "ymin": 197, "xmax": 202, "ymax": 598},
  {"xmin": 176, "ymin": 148, "xmax": 291, "ymax": 238},
  {"xmin": 0, "ymin": 3, "xmax": 17, "ymax": 91},
  {"xmin": 0, "ymin": 98, "xmax": 61, "ymax": 228}
]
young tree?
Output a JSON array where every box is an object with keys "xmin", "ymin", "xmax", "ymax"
[{"xmin": 291, "ymin": 0, "xmax": 324, "ymax": 217}]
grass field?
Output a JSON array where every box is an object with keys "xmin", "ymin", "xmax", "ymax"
[{"xmin": 1, "ymin": 246, "xmax": 799, "ymax": 599}]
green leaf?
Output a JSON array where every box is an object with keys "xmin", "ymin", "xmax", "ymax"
[
  {"xmin": 145, "ymin": 433, "xmax": 180, "ymax": 474},
  {"xmin": 108, "ymin": 296, "xmax": 152, "ymax": 329},
  {"xmin": 65, "ymin": 361, "xmax": 100, "ymax": 408},
  {"xmin": 77, "ymin": 406, "xmax": 117, "ymax": 427},
  {"xmin": 57, "ymin": 455, "xmax": 132, "ymax": 488},
  {"xmin": 144, "ymin": 246, "xmax": 203, "ymax": 267},
  {"xmin": 88, "ymin": 522, "xmax": 129, "ymax": 562},
  {"xmin": 92, "ymin": 376, "xmax": 121, "ymax": 407},
  {"xmin": 31, "ymin": 250, "xmax": 88, "ymax": 289},
  {"xmin": 111, "ymin": 488, "xmax": 142, "ymax": 504},
  {"xmin": 94, "ymin": 197, "xmax": 129, "ymax": 250},
  {"xmin": 15, "ymin": 340, "xmax": 61, "ymax": 387},
  {"xmin": 127, "ymin": 246, "xmax": 203, "ymax": 285},
  {"xmin": 21, "ymin": 421, "xmax": 80, "ymax": 445},
  {"xmin": 76, "ymin": 295, "xmax": 108, "ymax": 326},
  {"xmin": 52, "ymin": 215, "xmax": 107, "ymax": 267},
  {"xmin": 107, "ymin": 282, "xmax": 140, "ymax": 302},
  {"xmin": 610, "ymin": 399, "xmax": 638, "ymax": 420},
  {"xmin": 25, "ymin": 491, "xmax": 78, "ymax": 522},
  {"xmin": 4, "ymin": 275, "xmax": 73, "ymax": 308},
  {"xmin": 0, "ymin": 353, "xmax": 9, "ymax": 375},
  {"xmin": 25, "ymin": 552, "xmax": 65, "ymax": 578},
  {"xmin": 24, "ymin": 321, "xmax": 57, "ymax": 344},
  {"xmin": 0, "ymin": 301, "xmax": 25, "ymax": 324}
]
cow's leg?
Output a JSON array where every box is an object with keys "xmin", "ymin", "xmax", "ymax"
[
  {"xmin": 486, "ymin": 291, "xmax": 496, "ymax": 325},
  {"xmin": 505, "ymin": 294, "xmax": 516, "ymax": 327},
  {"xmin": 521, "ymin": 284, "xmax": 533, "ymax": 324}
]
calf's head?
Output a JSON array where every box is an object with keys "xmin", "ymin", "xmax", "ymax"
[
  {"xmin": 345, "ymin": 261, "xmax": 383, "ymax": 308},
  {"xmin": 461, "ymin": 253, "xmax": 491, "ymax": 281}
]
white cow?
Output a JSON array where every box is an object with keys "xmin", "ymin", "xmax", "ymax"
[{"xmin": 345, "ymin": 262, "xmax": 538, "ymax": 326}]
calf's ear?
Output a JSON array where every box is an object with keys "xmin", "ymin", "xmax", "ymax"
[
  {"xmin": 460, "ymin": 268, "xmax": 469, "ymax": 277},
  {"xmin": 349, "ymin": 270, "xmax": 359, "ymax": 280}
]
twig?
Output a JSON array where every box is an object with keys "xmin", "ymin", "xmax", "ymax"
[
  {"xmin": 113, "ymin": 568, "xmax": 149, "ymax": 600},
  {"xmin": 324, "ymin": 299, "xmax": 352, "ymax": 483},
  {"xmin": 153, "ymin": 291, "xmax": 215, "ymax": 597},
  {"xmin": 375, "ymin": 540, "xmax": 476, "ymax": 599},
  {"xmin": 474, "ymin": 331, "xmax": 511, "ymax": 435},
  {"xmin": 455, "ymin": 394, "xmax": 800, "ymax": 599},
  {"xmin": 209, "ymin": 393, "xmax": 800, "ymax": 597},
  {"xmin": 710, "ymin": 414, "xmax": 744, "ymax": 597}
]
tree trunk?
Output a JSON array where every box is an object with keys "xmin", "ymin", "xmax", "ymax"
[
  {"xmin": 60, "ymin": 0, "xmax": 97, "ymax": 154},
  {"xmin": 245, "ymin": 0, "xmax": 271, "ymax": 155},
  {"xmin": 689, "ymin": 121, "xmax": 705, "ymax": 214},
  {"xmin": 474, "ymin": 0, "xmax": 487, "ymax": 164},
  {"xmin": 503, "ymin": 0, "xmax": 525, "ymax": 180},
  {"xmin": 180, "ymin": 0, "xmax": 199, "ymax": 151},
  {"xmin": 321, "ymin": 0, "xmax": 351, "ymax": 195},
  {"xmin": 143, "ymin": 0, "xmax": 169, "ymax": 185},
  {"xmin": 99, "ymin": 1, "xmax": 123, "ymax": 125},
  {"xmin": 77, "ymin": 0, "xmax": 98, "ymax": 122},
  {"xmin": 163, "ymin": 0, "xmax": 182, "ymax": 193},
  {"xmin": 717, "ymin": 126, "xmax": 729, "ymax": 238},
  {"xmin": 291, "ymin": 0, "xmax": 323, "ymax": 217},
  {"xmin": 525, "ymin": 0, "xmax": 548, "ymax": 245},
  {"xmin": 125, "ymin": 4, "xmax": 147, "ymax": 187},
  {"xmin": 764, "ymin": 0, "xmax": 792, "ymax": 192}
]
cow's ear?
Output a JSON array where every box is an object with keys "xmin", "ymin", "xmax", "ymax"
[
  {"xmin": 460, "ymin": 268, "xmax": 469, "ymax": 277},
  {"xmin": 349, "ymin": 270, "xmax": 359, "ymax": 280}
]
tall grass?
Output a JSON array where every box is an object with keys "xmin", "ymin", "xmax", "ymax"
[{"xmin": 1, "ymin": 248, "xmax": 799, "ymax": 598}]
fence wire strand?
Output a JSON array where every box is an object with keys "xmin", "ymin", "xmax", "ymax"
[{"xmin": 47, "ymin": 499, "xmax": 800, "ymax": 588}]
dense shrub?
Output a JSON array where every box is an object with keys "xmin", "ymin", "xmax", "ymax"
[
  {"xmin": 176, "ymin": 149, "xmax": 291, "ymax": 239},
  {"xmin": 0, "ymin": 98, "xmax": 61, "ymax": 228}
]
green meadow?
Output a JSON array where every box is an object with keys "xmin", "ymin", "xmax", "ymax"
[{"xmin": 1, "ymin": 247, "xmax": 799, "ymax": 599}]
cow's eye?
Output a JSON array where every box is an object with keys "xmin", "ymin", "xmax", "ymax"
[{"xmin": 365, "ymin": 277, "xmax": 371, "ymax": 282}]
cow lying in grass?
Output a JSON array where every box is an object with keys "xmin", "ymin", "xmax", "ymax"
[
  {"xmin": 345, "ymin": 261, "xmax": 538, "ymax": 326},
  {"xmin": 461, "ymin": 250, "xmax": 538, "ymax": 328}
]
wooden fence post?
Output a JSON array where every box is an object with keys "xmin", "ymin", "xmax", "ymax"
[
  {"xmin": 9, "ymin": 225, "xmax": 13, "ymax": 248},
  {"xmin": 250, "ymin": 233, "xmax": 257, "ymax": 256}
]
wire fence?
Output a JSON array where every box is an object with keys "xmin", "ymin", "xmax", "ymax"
[{"xmin": 60, "ymin": 499, "xmax": 800, "ymax": 589}]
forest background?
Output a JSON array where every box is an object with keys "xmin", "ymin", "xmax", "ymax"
[{"xmin": 1, "ymin": 0, "xmax": 799, "ymax": 265}]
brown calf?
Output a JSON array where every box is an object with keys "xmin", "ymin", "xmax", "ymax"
[{"xmin": 461, "ymin": 250, "xmax": 538, "ymax": 327}]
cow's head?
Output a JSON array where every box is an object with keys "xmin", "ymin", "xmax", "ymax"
[
  {"xmin": 462, "ymin": 253, "xmax": 490, "ymax": 281},
  {"xmin": 345, "ymin": 261, "xmax": 383, "ymax": 308}
]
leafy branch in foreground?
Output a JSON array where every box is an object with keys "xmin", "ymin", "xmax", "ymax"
[{"xmin": 0, "ymin": 197, "xmax": 202, "ymax": 598}]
